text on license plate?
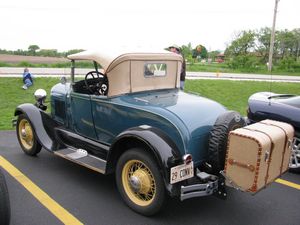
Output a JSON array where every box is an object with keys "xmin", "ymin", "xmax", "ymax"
[{"xmin": 170, "ymin": 162, "xmax": 194, "ymax": 184}]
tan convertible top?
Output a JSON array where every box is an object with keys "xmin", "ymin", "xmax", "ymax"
[
  {"xmin": 68, "ymin": 48, "xmax": 183, "ymax": 96},
  {"xmin": 67, "ymin": 48, "xmax": 182, "ymax": 73}
]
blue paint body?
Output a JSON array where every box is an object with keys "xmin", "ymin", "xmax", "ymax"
[{"xmin": 51, "ymin": 83, "xmax": 226, "ymax": 166}]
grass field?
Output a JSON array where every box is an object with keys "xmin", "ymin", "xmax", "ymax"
[
  {"xmin": 1, "ymin": 77, "xmax": 299, "ymax": 130},
  {"xmin": 187, "ymin": 63, "xmax": 300, "ymax": 76},
  {"xmin": 185, "ymin": 79, "xmax": 300, "ymax": 114},
  {"xmin": 0, "ymin": 77, "xmax": 60, "ymax": 130}
]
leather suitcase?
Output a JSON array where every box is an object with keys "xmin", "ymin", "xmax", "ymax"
[{"xmin": 224, "ymin": 119, "xmax": 294, "ymax": 193}]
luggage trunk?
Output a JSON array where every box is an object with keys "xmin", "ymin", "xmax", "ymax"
[{"xmin": 224, "ymin": 119, "xmax": 294, "ymax": 193}]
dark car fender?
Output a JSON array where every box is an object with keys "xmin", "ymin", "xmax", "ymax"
[
  {"xmin": 248, "ymin": 99, "xmax": 300, "ymax": 132},
  {"xmin": 15, "ymin": 103, "xmax": 63, "ymax": 151},
  {"xmin": 106, "ymin": 125, "xmax": 182, "ymax": 195}
]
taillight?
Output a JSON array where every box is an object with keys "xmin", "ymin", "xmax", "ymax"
[{"xmin": 182, "ymin": 154, "xmax": 192, "ymax": 164}]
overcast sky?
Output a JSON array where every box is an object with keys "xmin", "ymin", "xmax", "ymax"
[{"xmin": 0, "ymin": 0, "xmax": 299, "ymax": 52}]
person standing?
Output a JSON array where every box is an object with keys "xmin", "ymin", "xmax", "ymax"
[
  {"xmin": 168, "ymin": 45, "xmax": 186, "ymax": 90},
  {"xmin": 22, "ymin": 68, "xmax": 34, "ymax": 90}
]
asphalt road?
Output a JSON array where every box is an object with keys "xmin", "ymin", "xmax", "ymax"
[{"xmin": 1, "ymin": 130, "xmax": 300, "ymax": 225}]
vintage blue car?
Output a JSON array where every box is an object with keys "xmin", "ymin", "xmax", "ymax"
[
  {"xmin": 14, "ymin": 48, "xmax": 250, "ymax": 215},
  {"xmin": 247, "ymin": 92, "xmax": 300, "ymax": 172}
]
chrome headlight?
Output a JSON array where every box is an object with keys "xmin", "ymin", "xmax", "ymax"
[
  {"xmin": 34, "ymin": 89, "xmax": 47, "ymax": 102},
  {"xmin": 34, "ymin": 89, "xmax": 47, "ymax": 111}
]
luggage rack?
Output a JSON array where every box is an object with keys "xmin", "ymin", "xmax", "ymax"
[{"xmin": 219, "ymin": 170, "xmax": 245, "ymax": 192}]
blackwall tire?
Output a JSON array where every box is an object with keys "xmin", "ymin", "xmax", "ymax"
[
  {"xmin": 208, "ymin": 111, "xmax": 247, "ymax": 175},
  {"xmin": 16, "ymin": 114, "xmax": 42, "ymax": 156},
  {"xmin": 116, "ymin": 148, "xmax": 165, "ymax": 216},
  {"xmin": 0, "ymin": 169, "xmax": 10, "ymax": 225}
]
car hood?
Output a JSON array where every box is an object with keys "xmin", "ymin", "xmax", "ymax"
[{"xmin": 249, "ymin": 92, "xmax": 300, "ymax": 108}]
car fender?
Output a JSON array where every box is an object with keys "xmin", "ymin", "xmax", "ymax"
[
  {"xmin": 107, "ymin": 125, "xmax": 182, "ymax": 195},
  {"xmin": 15, "ymin": 103, "xmax": 62, "ymax": 151}
]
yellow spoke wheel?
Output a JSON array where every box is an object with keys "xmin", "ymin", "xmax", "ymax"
[
  {"xmin": 116, "ymin": 148, "xmax": 165, "ymax": 216},
  {"xmin": 16, "ymin": 114, "xmax": 42, "ymax": 156},
  {"xmin": 122, "ymin": 160, "xmax": 156, "ymax": 207},
  {"xmin": 18, "ymin": 118, "xmax": 34, "ymax": 150}
]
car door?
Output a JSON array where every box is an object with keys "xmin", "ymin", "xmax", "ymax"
[
  {"xmin": 90, "ymin": 96, "xmax": 117, "ymax": 144},
  {"xmin": 70, "ymin": 92, "xmax": 97, "ymax": 139}
]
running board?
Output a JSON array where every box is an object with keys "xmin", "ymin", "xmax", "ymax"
[{"xmin": 54, "ymin": 148, "xmax": 107, "ymax": 174}]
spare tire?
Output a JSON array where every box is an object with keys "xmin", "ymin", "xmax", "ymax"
[{"xmin": 208, "ymin": 111, "xmax": 247, "ymax": 175}]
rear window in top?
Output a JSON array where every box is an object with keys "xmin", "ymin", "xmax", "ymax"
[{"xmin": 144, "ymin": 63, "xmax": 166, "ymax": 77}]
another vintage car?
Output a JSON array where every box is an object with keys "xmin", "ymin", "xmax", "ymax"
[
  {"xmin": 0, "ymin": 169, "xmax": 10, "ymax": 225},
  {"xmin": 14, "ymin": 48, "xmax": 286, "ymax": 215},
  {"xmin": 247, "ymin": 92, "xmax": 300, "ymax": 172}
]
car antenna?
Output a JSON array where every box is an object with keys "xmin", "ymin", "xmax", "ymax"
[{"xmin": 269, "ymin": 66, "xmax": 272, "ymax": 106}]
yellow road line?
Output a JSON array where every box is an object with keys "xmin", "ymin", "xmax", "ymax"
[
  {"xmin": 0, "ymin": 156, "xmax": 83, "ymax": 225},
  {"xmin": 276, "ymin": 178, "xmax": 300, "ymax": 190}
]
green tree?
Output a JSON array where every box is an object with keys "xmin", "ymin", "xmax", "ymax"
[
  {"xmin": 37, "ymin": 49, "xmax": 58, "ymax": 57},
  {"xmin": 14, "ymin": 49, "xmax": 27, "ymax": 56},
  {"xmin": 276, "ymin": 29, "xmax": 300, "ymax": 59},
  {"xmin": 180, "ymin": 43, "xmax": 193, "ymax": 61},
  {"xmin": 64, "ymin": 49, "xmax": 84, "ymax": 57},
  {"xmin": 192, "ymin": 44, "xmax": 208, "ymax": 61},
  {"xmin": 225, "ymin": 30, "xmax": 255, "ymax": 57},
  {"xmin": 208, "ymin": 50, "xmax": 221, "ymax": 61},
  {"xmin": 255, "ymin": 27, "xmax": 271, "ymax": 63},
  {"xmin": 28, "ymin": 45, "xmax": 40, "ymax": 55},
  {"xmin": 200, "ymin": 46, "xmax": 208, "ymax": 59},
  {"xmin": 292, "ymin": 28, "xmax": 300, "ymax": 59},
  {"xmin": 225, "ymin": 30, "xmax": 258, "ymax": 70}
]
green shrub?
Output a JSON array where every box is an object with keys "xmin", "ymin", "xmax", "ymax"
[
  {"xmin": 277, "ymin": 57, "xmax": 300, "ymax": 72},
  {"xmin": 17, "ymin": 61, "xmax": 34, "ymax": 67},
  {"xmin": 0, "ymin": 62, "xmax": 10, "ymax": 67},
  {"xmin": 50, "ymin": 62, "xmax": 71, "ymax": 68},
  {"xmin": 227, "ymin": 55, "xmax": 260, "ymax": 72}
]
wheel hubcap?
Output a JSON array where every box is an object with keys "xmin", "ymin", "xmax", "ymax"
[
  {"xmin": 18, "ymin": 119, "xmax": 34, "ymax": 150},
  {"xmin": 129, "ymin": 169, "xmax": 152, "ymax": 194},
  {"xmin": 129, "ymin": 175, "xmax": 141, "ymax": 192},
  {"xmin": 122, "ymin": 160, "xmax": 156, "ymax": 206}
]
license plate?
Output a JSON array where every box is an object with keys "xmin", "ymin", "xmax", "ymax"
[{"xmin": 170, "ymin": 162, "xmax": 194, "ymax": 184}]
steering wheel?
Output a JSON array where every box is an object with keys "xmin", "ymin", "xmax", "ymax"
[{"xmin": 84, "ymin": 71, "xmax": 109, "ymax": 95}]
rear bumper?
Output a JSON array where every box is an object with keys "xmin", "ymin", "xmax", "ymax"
[{"xmin": 180, "ymin": 171, "xmax": 219, "ymax": 201}]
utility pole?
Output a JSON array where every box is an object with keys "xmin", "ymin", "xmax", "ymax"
[{"xmin": 268, "ymin": 0, "xmax": 280, "ymax": 72}]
